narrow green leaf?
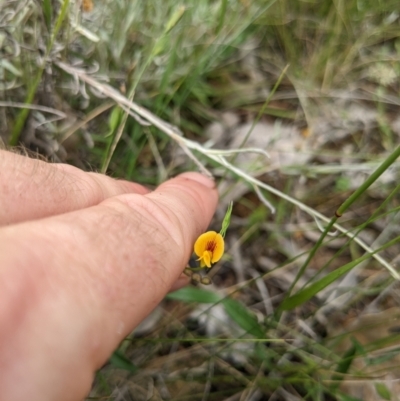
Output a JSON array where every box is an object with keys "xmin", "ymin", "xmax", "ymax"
[
  {"xmin": 219, "ymin": 201, "xmax": 233, "ymax": 238},
  {"xmin": 9, "ymin": 0, "xmax": 70, "ymax": 146},
  {"xmin": 109, "ymin": 350, "xmax": 138, "ymax": 373},
  {"xmin": 280, "ymin": 253, "xmax": 370, "ymax": 311},
  {"xmin": 375, "ymin": 383, "xmax": 392, "ymax": 400},
  {"xmin": 335, "ymin": 344, "xmax": 357, "ymax": 376},
  {"xmin": 280, "ymin": 234, "xmax": 400, "ymax": 311},
  {"xmin": 169, "ymin": 289, "xmax": 265, "ymax": 338},
  {"xmin": 108, "ymin": 106, "xmax": 122, "ymax": 133},
  {"xmin": 43, "ymin": 0, "xmax": 53, "ymax": 31},
  {"xmin": 336, "ymin": 143, "xmax": 400, "ymax": 217},
  {"xmin": 222, "ymin": 298, "xmax": 265, "ymax": 339},
  {"xmin": 165, "ymin": 5, "xmax": 185, "ymax": 34},
  {"xmin": 52, "ymin": 0, "xmax": 70, "ymax": 42},
  {"xmin": 216, "ymin": 0, "xmax": 228, "ymax": 34},
  {"xmin": 331, "ymin": 341, "xmax": 358, "ymax": 388},
  {"xmin": 167, "ymin": 287, "xmax": 222, "ymax": 303},
  {"xmin": 151, "ymin": 37, "xmax": 168, "ymax": 57}
]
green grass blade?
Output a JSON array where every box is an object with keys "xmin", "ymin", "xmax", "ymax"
[
  {"xmin": 280, "ymin": 255, "xmax": 360, "ymax": 311},
  {"xmin": 9, "ymin": 0, "xmax": 70, "ymax": 146},
  {"xmin": 109, "ymin": 350, "xmax": 138, "ymax": 373},
  {"xmin": 336, "ymin": 143, "xmax": 400, "ymax": 217},
  {"xmin": 101, "ymin": 104, "xmax": 128, "ymax": 173},
  {"xmin": 331, "ymin": 342, "xmax": 357, "ymax": 388},
  {"xmin": 280, "ymin": 234, "xmax": 400, "ymax": 311},
  {"xmin": 283, "ymin": 142, "xmax": 400, "ymax": 300},
  {"xmin": 42, "ymin": 0, "xmax": 52, "ymax": 31},
  {"xmin": 167, "ymin": 287, "xmax": 222, "ymax": 303},
  {"xmin": 164, "ymin": 5, "xmax": 185, "ymax": 34},
  {"xmin": 222, "ymin": 298, "xmax": 265, "ymax": 338},
  {"xmin": 375, "ymin": 383, "xmax": 392, "ymax": 400},
  {"xmin": 216, "ymin": 0, "xmax": 228, "ymax": 34},
  {"xmin": 168, "ymin": 288, "xmax": 265, "ymax": 338},
  {"xmin": 220, "ymin": 201, "xmax": 233, "ymax": 238},
  {"xmin": 282, "ymin": 217, "xmax": 338, "ymax": 306}
]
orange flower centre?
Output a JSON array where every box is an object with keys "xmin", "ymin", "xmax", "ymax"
[{"xmin": 206, "ymin": 240, "xmax": 217, "ymax": 252}]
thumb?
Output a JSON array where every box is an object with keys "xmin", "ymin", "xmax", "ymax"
[
  {"xmin": 145, "ymin": 172, "xmax": 218, "ymax": 265},
  {"xmin": 87, "ymin": 170, "xmax": 219, "ymax": 361}
]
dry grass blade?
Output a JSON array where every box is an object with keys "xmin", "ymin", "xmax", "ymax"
[{"xmin": 56, "ymin": 61, "xmax": 212, "ymax": 177}]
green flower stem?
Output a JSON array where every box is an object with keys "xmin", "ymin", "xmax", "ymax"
[{"xmin": 184, "ymin": 267, "xmax": 204, "ymax": 273}]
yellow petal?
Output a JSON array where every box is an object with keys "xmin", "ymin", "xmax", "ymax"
[
  {"xmin": 202, "ymin": 251, "xmax": 212, "ymax": 268},
  {"xmin": 194, "ymin": 231, "xmax": 218, "ymax": 257},
  {"xmin": 211, "ymin": 233, "xmax": 224, "ymax": 263}
]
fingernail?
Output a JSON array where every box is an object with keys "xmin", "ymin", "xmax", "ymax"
[{"xmin": 180, "ymin": 172, "xmax": 215, "ymax": 189}]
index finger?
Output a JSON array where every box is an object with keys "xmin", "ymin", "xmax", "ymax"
[{"xmin": 0, "ymin": 150, "xmax": 148, "ymax": 225}]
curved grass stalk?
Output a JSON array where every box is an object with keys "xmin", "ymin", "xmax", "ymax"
[
  {"xmin": 56, "ymin": 61, "xmax": 400, "ymax": 279},
  {"xmin": 204, "ymin": 148, "xmax": 270, "ymax": 158}
]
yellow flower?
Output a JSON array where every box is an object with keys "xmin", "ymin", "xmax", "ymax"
[{"xmin": 194, "ymin": 231, "xmax": 224, "ymax": 268}]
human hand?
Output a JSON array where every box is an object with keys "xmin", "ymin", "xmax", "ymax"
[{"xmin": 0, "ymin": 150, "xmax": 218, "ymax": 401}]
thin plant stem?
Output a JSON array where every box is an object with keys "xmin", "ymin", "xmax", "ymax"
[
  {"xmin": 284, "ymin": 143, "xmax": 400, "ymax": 303},
  {"xmin": 101, "ymin": 6, "xmax": 186, "ymax": 172},
  {"xmin": 9, "ymin": 0, "xmax": 70, "ymax": 146},
  {"xmin": 335, "ymin": 144, "xmax": 400, "ymax": 217}
]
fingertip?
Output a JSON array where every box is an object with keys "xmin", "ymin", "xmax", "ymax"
[
  {"xmin": 154, "ymin": 172, "xmax": 219, "ymax": 229},
  {"xmin": 143, "ymin": 172, "xmax": 219, "ymax": 262}
]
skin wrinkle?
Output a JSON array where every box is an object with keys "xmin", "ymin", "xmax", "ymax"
[
  {"xmin": 111, "ymin": 194, "xmax": 189, "ymax": 267},
  {"xmin": 1, "ymin": 155, "xmax": 72, "ymax": 221},
  {"xmin": 75, "ymin": 172, "xmax": 107, "ymax": 207},
  {"xmin": 91, "ymin": 209, "xmax": 142, "ymax": 313},
  {"xmin": 91, "ymin": 197, "xmax": 188, "ymax": 317},
  {"xmin": 100, "ymin": 198, "xmax": 176, "ymax": 284},
  {"xmin": 150, "ymin": 196, "xmax": 201, "ymax": 252},
  {"xmin": 155, "ymin": 178, "xmax": 214, "ymax": 255},
  {"xmin": 42, "ymin": 166, "xmax": 103, "ymax": 212},
  {"xmin": 62, "ymin": 200, "xmax": 173, "ymax": 325},
  {"xmin": 138, "ymin": 252, "xmax": 171, "ymax": 308}
]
